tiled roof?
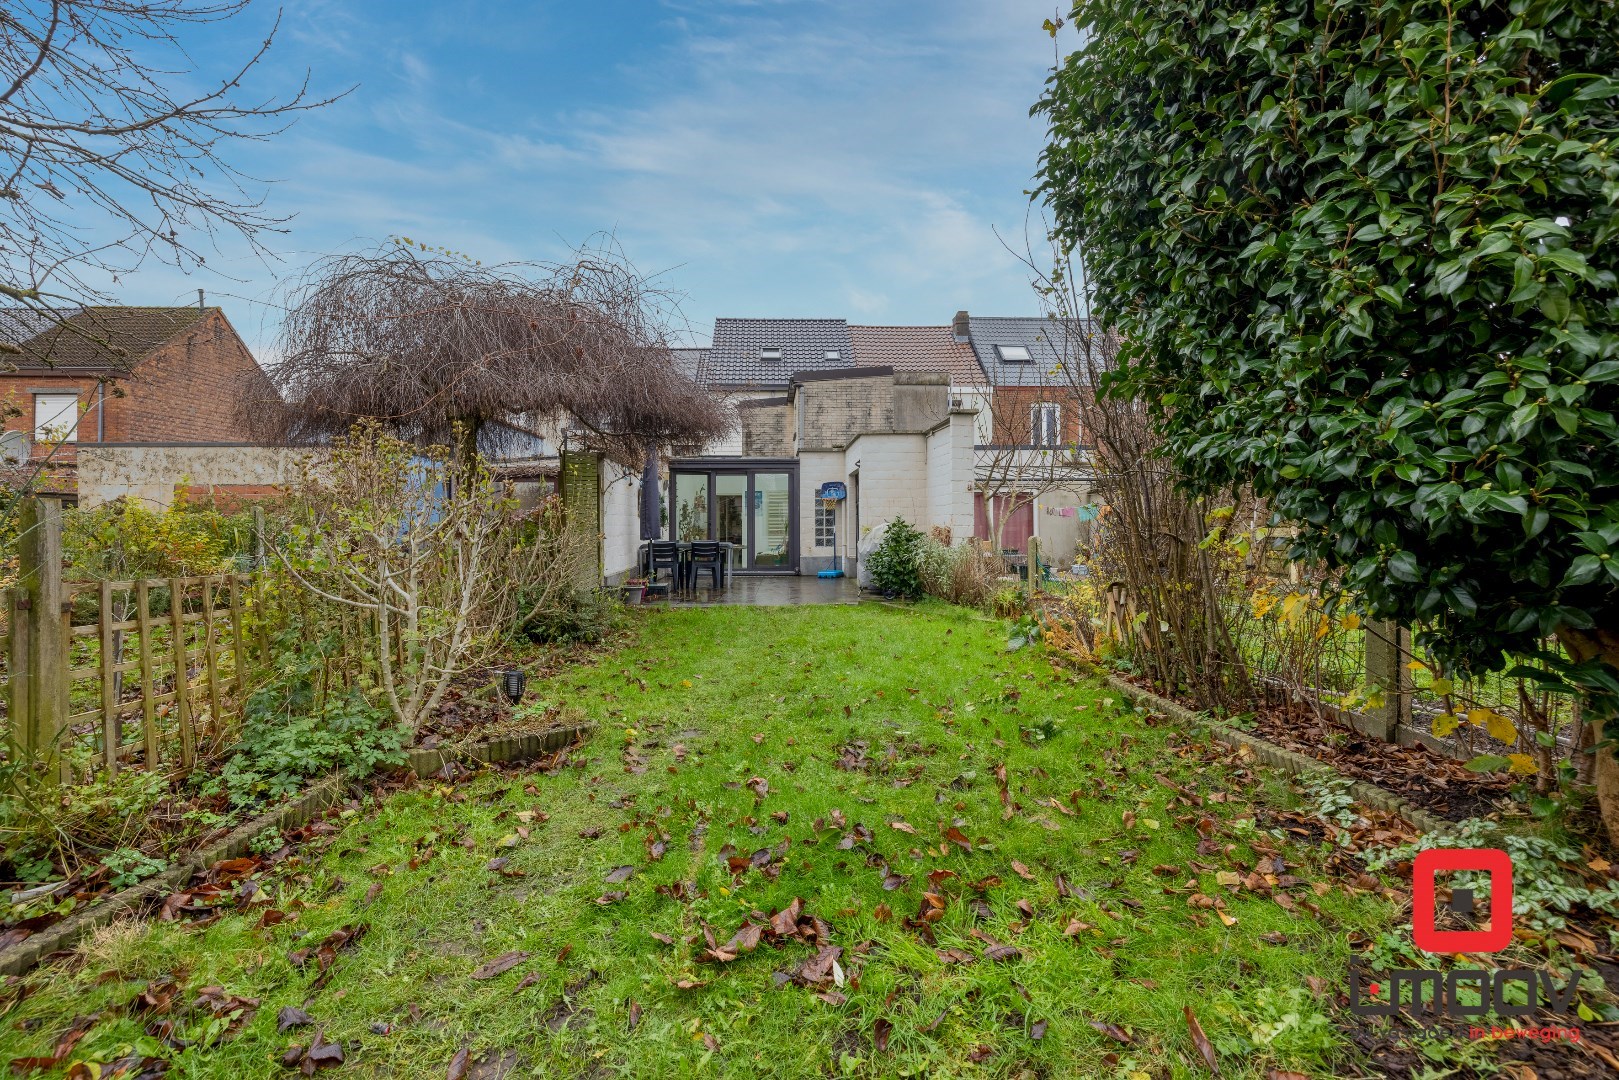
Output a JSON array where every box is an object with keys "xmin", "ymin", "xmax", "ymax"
[
  {"xmin": 706, "ymin": 318, "xmax": 854, "ymax": 388},
  {"xmin": 1, "ymin": 306, "xmax": 212, "ymax": 371},
  {"xmin": 966, "ymin": 316, "xmax": 1101, "ymax": 387},
  {"xmin": 848, "ymin": 325, "xmax": 985, "ymax": 385},
  {"xmin": 671, "ymin": 346, "xmax": 710, "ymax": 384}
]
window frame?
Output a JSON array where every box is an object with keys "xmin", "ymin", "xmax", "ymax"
[
  {"xmin": 33, "ymin": 392, "xmax": 81, "ymax": 443},
  {"xmin": 1030, "ymin": 402, "xmax": 1061, "ymax": 448},
  {"xmin": 996, "ymin": 344, "xmax": 1033, "ymax": 363}
]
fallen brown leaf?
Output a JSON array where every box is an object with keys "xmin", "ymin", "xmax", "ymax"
[{"xmin": 470, "ymin": 951, "xmax": 529, "ymax": 980}]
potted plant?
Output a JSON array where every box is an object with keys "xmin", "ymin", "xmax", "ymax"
[{"xmin": 622, "ymin": 577, "xmax": 648, "ymax": 604}]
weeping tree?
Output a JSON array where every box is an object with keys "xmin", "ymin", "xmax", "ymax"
[
  {"xmin": 1036, "ymin": 1, "xmax": 1619, "ymax": 836},
  {"xmin": 242, "ymin": 240, "xmax": 731, "ymax": 464}
]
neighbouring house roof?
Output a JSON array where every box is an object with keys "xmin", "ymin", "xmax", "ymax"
[
  {"xmin": 671, "ymin": 346, "xmax": 710, "ymax": 384},
  {"xmin": 706, "ymin": 318, "xmax": 855, "ymax": 388},
  {"xmin": 0, "ymin": 306, "xmax": 214, "ymax": 372},
  {"xmin": 849, "ymin": 325, "xmax": 985, "ymax": 385},
  {"xmin": 966, "ymin": 315, "xmax": 1102, "ymax": 387}
]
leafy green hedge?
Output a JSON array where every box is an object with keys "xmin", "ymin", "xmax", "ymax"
[{"xmin": 1036, "ymin": 0, "xmax": 1618, "ymax": 676}]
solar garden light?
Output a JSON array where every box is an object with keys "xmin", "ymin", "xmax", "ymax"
[{"xmin": 502, "ymin": 668, "xmax": 527, "ymax": 705}]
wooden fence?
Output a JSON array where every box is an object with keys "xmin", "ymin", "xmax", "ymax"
[{"xmin": 4, "ymin": 497, "xmax": 264, "ymax": 782}]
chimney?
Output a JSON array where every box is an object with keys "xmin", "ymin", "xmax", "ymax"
[
  {"xmin": 197, "ymin": 288, "xmax": 206, "ymax": 311},
  {"xmin": 951, "ymin": 310, "xmax": 970, "ymax": 342}
]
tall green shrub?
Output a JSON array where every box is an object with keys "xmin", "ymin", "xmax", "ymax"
[
  {"xmin": 867, "ymin": 518, "xmax": 926, "ymax": 600},
  {"xmin": 1035, "ymin": 0, "xmax": 1619, "ymax": 833}
]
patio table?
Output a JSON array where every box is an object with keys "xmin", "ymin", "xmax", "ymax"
[{"xmin": 637, "ymin": 541, "xmax": 736, "ymax": 589}]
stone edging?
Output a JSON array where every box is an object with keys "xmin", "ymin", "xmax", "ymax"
[
  {"xmin": 1098, "ymin": 673, "xmax": 1456, "ymax": 836},
  {"xmin": 0, "ymin": 724, "xmax": 593, "ymax": 978}
]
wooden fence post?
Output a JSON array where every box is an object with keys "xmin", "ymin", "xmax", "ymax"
[
  {"xmin": 252, "ymin": 505, "xmax": 266, "ymax": 569},
  {"xmin": 14, "ymin": 497, "xmax": 67, "ymax": 775},
  {"xmin": 1025, "ymin": 536, "xmax": 1041, "ymax": 598},
  {"xmin": 1363, "ymin": 619, "xmax": 1413, "ymax": 741},
  {"xmin": 6, "ymin": 588, "xmax": 31, "ymax": 761}
]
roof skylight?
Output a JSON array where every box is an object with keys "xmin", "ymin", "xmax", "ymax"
[
  {"xmin": 760, "ymin": 347, "xmax": 783, "ymax": 361},
  {"xmin": 823, "ymin": 350, "xmax": 840, "ymax": 360},
  {"xmin": 997, "ymin": 344, "xmax": 1032, "ymax": 362}
]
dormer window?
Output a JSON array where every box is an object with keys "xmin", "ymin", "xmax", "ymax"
[
  {"xmin": 823, "ymin": 350, "xmax": 840, "ymax": 361},
  {"xmin": 760, "ymin": 347, "xmax": 783, "ymax": 361},
  {"xmin": 996, "ymin": 344, "xmax": 1032, "ymax": 363}
]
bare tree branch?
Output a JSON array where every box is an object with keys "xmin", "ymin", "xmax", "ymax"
[
  {"xmin": 0, "ymin": 1, "xmax": 344, "ymax": 319},
  {"xmin": 243, "ymin": 238, "xmax": 734, "ymax": 465}
]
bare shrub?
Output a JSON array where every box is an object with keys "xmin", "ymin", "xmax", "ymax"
[
  {"xmin": 270, "ymin": 425, "xmax": 510, "ymax": 737},
  {"xmin": 918, "ymin": 538, "xmax": 1002, "ymax": 611}
]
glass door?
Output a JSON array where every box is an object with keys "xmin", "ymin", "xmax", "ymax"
[
  {"xmin": 673, "ymin": 473, "xmax": 709, "ymax": 542},
  {"xmin": 751, "ymin": 472, "xmax": 792, "ymax": 569},
  {"xmin": 714, "ymin": 474, "xmax": 748, "ymax": 575},
  {"xmin": 669, "ymin": 466, "xmax": 797, "ymax": 573}
]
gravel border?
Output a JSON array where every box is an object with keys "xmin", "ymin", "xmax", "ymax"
[
  {"xmin": 0, "ymin": 724, "xmax": 592, "ymax": 977},
  {"xmin": 1098, "ymin": 673, "xmax": 1456, "ymax": 836}
]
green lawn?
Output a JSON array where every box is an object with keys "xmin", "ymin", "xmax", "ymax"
[{"xmin": 0, "ymin": 602, "xmax": 1396, "ymax": 1078}]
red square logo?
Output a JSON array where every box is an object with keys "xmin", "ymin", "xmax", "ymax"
[{"xmin": 1412, "ymin": 848, "xmax": 1512, "ymax": 953}]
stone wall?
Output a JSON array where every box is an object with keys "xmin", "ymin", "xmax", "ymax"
[
  {"xmin": 797, "ymin": 374, "xmax": 892, "ymax": 452},
  {"xmin": 76, "ymin": 444, "xmax": 314, "ymax": 510},
  {"xmin": 739, "ymin": 398, "xmax": 792, "ymax": 456}
]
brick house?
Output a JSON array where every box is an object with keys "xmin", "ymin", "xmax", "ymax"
[
  {"xmin": 0, "ymin": 305, "xmax": 276, "ymax": 501},
  {"xmin": 956, "ymin": 313, "xmax": 1096, "ymax": 556}
]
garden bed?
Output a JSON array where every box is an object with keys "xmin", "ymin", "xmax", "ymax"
[
  {"xmin": 2, "ymin": 630, "xmax": 624, "ymax": 969},
  {"xmin": 0, "ymin": 725, "xmax": 591, "ymax": 977},
  {"xmin": 1111, "ymin": 670, "xmax": 1516, "ymax": 823}
]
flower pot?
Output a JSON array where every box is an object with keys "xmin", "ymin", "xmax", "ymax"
[{"xmin": 622, "ymin": 585, "xmax": 646, "ymax": 604}]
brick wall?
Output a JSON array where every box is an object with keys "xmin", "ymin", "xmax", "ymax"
[
  {"xmin": 0, "ymin": 309, "xmax": 274, "ymax": 462},
  {"xmin": 988, "ymin": 385, "xmax": 1086, "ymax": 445},
  {"xmin": 846, "ymin": 433, "xmax": 929, "ymax": 531},
  {"xmin": 122, "ymin": 310, "xmax": 273, "ymax": 441},
  {"xmin": 740, "ymin": 401, "xmax": 792, "ymax": 456},
  {"xmin": 926, "ymin": 411, "xmax": 977, "ymax": 543},
  {"xmin": 76, "ymin": 444, "xmax": 316, "ymax": 510}
]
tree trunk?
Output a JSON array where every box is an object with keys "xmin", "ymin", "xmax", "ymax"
[
  {"xmin": 452, "ymin": 417, "xmax": 483, "ymax": 468},
  {"xmin": 1556, "ymin": 627, "xmax": 1619, "ymax": 848}
]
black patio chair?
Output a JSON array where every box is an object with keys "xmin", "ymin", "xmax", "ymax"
[
  {"xmin": 688, "ymin": 540, "xmax": 726, "ymax": 591},
  {"xmin": 647, "ymin": 541, "xmax": 682, "ymax": 590}
]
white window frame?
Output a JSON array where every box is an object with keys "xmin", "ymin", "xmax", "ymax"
[
  {"xmin": 1030, "ymin": 403, "xmax": 1061, "ymax": 448},
  {"xmin": 33, "ymin": 392, "xmax": 80, "ymax": 443}
]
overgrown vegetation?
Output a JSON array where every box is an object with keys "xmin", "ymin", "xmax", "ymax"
[
  {"xmin": 1, "ymin": 427, "xmax": 610, "ymax": 905},
  {"xmin": 916, "ymin": 529, "xmax": 1002, "ymax": 611},
  {"xmin": 202, "ymin": 634, "xmax": 406, "ymax": 811}
]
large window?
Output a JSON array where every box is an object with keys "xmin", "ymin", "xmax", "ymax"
[
  {"xmin": 673, "ymin": 473, "xmax": 709, "ymax": 541},
  {"xmin": 669, "ymin": 464, "xmax": 799, "ymax": 572},
  {"xmin": 33, "ymin": 393, "xmax": 79, "ymax": 442},
  {"xmin": 1030, "ymin": 403, "xmax": 1061, "ymax": 448}
]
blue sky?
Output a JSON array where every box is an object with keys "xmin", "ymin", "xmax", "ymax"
[{"xmin": 119, "ymin": 1, "xmax": 1065, "ymax": 352}]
